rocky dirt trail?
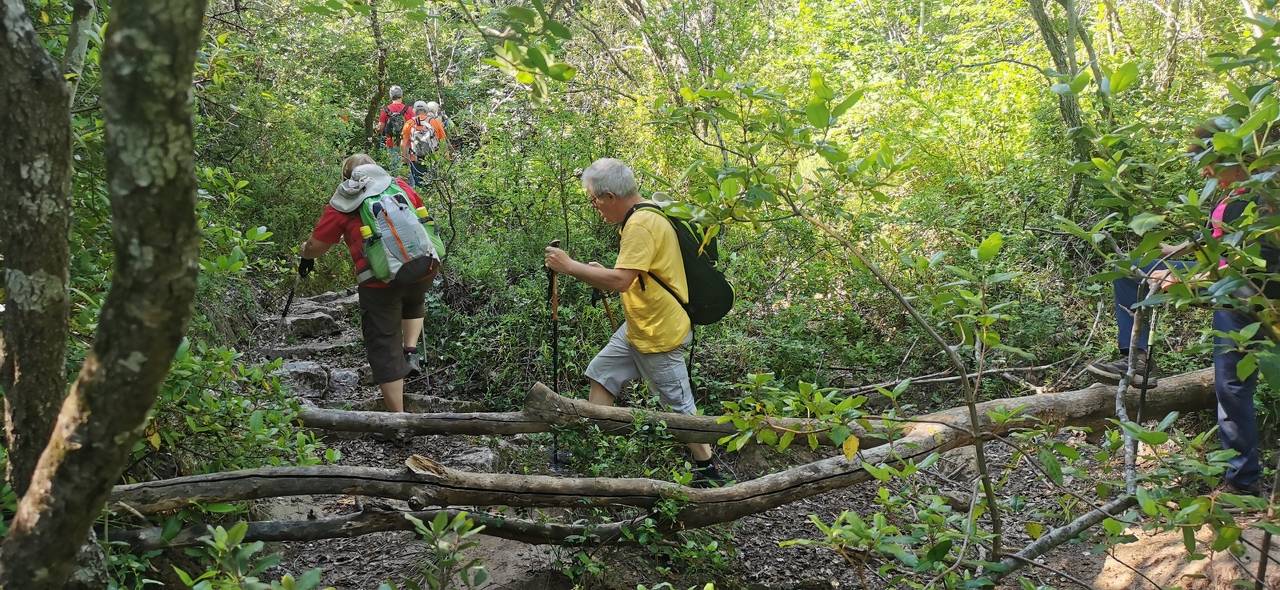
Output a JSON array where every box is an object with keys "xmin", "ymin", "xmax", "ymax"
[
  {"xmin": 262, "ymin": 290, "xmax": 565, "ymax": 589},
  {"xmin": 257, "ymin": 290, "xmax": 1277, "ymax": 589}
]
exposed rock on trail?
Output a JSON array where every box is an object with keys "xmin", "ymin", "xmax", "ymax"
[{"xmin": 263, "ymin": 291, "xmax": 566, "ymax": 588}]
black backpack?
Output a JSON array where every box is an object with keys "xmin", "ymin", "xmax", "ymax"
[
  {"xmin": 384, "ymin": 103, "xmax": 408, "ymax": 140},
  {"xmin": 623, "ymin": 203, "xmax": 734, "ymax": 325}
]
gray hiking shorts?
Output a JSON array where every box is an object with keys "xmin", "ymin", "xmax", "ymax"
[{"xmin": 584, "ymin": 323, "xmax": 696, "ymax": 415}]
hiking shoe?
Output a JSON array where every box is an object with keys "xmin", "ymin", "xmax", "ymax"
[
  {"xmin": 1216, "ymin": 480, "xmax": 1265, "ymax": 498},
  {"xmin": 405, "ymin": 350, "xmax": 424, "ymax": 378},
  {"xmin": 1087, "ymin": 354, "xmax": 1158, "ymax": 388},
  {"xmin": 691, "ymin": 461, "xmax": 728, "ymax": 488},
  {"xmin": 1213, "ymin": 481, "xmax": 1268, "ymax": 513}
]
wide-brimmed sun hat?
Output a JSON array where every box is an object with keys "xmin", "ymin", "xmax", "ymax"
[{"xmin": 330, "ymin": 163, "xmax": 393, "ymax": 212}]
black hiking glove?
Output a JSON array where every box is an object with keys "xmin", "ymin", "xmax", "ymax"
[{"xmin": 298, "ymin": 257, "xmax": 315, "ymax": 278}]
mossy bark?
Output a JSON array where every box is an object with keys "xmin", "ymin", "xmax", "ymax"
[
  {"xmin": 0, "ymin": 0, "xmax": 74, "ymax": 499},
  {"xmin": 0, "ymin": 0, "xmax": 206, "ymax": 587}
]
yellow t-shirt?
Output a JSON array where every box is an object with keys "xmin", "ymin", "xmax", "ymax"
[{"xmin": 615, "ymin": 206, "xmax": 690, "ymax": 353}]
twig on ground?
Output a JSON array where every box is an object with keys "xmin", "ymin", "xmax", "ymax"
[
  {"xmin": 1003, "ymin": 554, "xmax": 1095, "ymax": 588},
  {"xmin": 1000, "ymin": 371, "xmax": 1044, "ymax": 394},
  {"xmin": 841, "ymin": 364, "xmax": 1059, "ymax": 396},
  {"xmin": 987, "ymin": 495, "xmax": 1138, "ymax": 582}
]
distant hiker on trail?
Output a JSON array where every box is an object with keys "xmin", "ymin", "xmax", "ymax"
[
  {"xmin": 1087, "ymin": 122, "xmax": 1278, "ymax": 497},
  {"xmin": 401, "ymin": 100, "xmax": 448, "ymax": 188},
  {"xmin": 376, "ymin": 85, "xmax": 410, "ymax": 173},
  {"xmin": 299, "ymin": 154, "xmax": 444, "ymax": 413},
  {"xmin": 544, "ymin": 157, "xmax": 724, "ymax": 486}
]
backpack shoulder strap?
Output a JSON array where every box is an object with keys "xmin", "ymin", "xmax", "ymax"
[
  {"xmin": 621, "ymin": 202, "xmax": 664, "ymax": 228},
  {"xmin": 621, "ymin": 203, "xmax": 687, "ymax": 307}
]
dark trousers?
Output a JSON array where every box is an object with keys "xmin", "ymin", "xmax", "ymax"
[
  {"xmin": 1113, "ymin": 259, "xmax": 1192, "ymax": 351},
  {"xmin": 1113, "ymin": 259, "xmax": 1261, "ymax": 488},
  {"xmin": 1213, "ymin": 308, "xmax": 1263, "ymax": 488},
  {"xmin": 409, "ymin": 159, "xmax": 433, "ymax": 188}
]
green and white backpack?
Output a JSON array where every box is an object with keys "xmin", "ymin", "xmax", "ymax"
[{"xmin": 356, "ymin": 183, "xmax": 444, "ymax": 285}]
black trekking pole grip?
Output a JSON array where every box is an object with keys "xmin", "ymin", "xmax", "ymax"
[
  {"xmin": 547, "ymin": 239, "xmax": 561, "ymax": 389},
  {"xmin": 548, "ymin": 239, "xmax": 561, "ymax": 322}
]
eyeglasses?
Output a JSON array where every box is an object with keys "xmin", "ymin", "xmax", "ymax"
[{"xmin": 588, "ymin": 191, "xmax": 613, "ymax": 205}]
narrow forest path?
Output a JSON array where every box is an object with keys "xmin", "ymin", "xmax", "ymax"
[
  {"xmin": 261, "ymin": 289, "xmax": 566, "ymax": 589},
  {"xmin": 252, "ymin": 290, "xmax": 1276, "ymax": 590},
  {"xmin": 255, "ymin": 288, "xmax": 891, "ymax": 589}
]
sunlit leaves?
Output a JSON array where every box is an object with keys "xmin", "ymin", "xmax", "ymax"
[
  {"xmin": 467, "ymin": 1, "xmax": 576, "ymax": 100},
  {"xmin": 975, "ymin": 232, "xmax": 1003, "ymax": 262},
  {"xmin": 805, "ymin": 100, "xmax": 830, "ymax": 128},
  {"xmin": 1108, "ymin": 61, "xmax": 1140, "ymax": 94},
  {"xmin": 1235, "ymin": 96, "xmax": 1280, "ymax": 138},
  {"xmin": 1127, "ymin": 212, "xmax": 1165, "ymax": 236},
  {"xmin": 1051, "ymin": 69, "xmax": 1091, "ymax": 95}
]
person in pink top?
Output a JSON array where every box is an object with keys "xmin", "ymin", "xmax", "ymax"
[{"xmin": 1088, "ymin": 122, "xmax": 1274, "ymax": 496}]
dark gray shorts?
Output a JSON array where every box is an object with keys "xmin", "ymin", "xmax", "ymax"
[
  {"xmin": 584, "ymin": 323, "xmax": 696, "ymax": 414},
  {"xmin": 358, "ymin": 279, "xmax": 432, "ymax": 384}
]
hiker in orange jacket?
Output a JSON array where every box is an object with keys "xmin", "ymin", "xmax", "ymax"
[{"xmin": 400, "ymin": 101, "xmax": 447, "ymax": 188}]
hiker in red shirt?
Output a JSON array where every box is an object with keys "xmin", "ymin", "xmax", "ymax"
[
  {"xmin": 375, "ymin": 86, "xmax": 410, "ymax": 174},
  {"xmin": 298, "ymin": 154, "xmax": 440, "ymax": 413}
]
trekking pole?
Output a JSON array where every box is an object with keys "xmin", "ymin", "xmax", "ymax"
[
  {"xmin": 281, "ymin": 274, "xmax": 300, "ymax": 319},
  {"xmin": 547, "ymin": 239, "xmax": 562, "ymax": 467},
  {"xmin": 283, "ymin": 258, "xmax": 314, "ymax": 319},
  {"xmin": 548, "ymin": 239, "xmax": 562, "ymax": 389},
  {"xmin": 592, "ymin": 288, "xmax": 618, "ymax": 332},
  {"xmin": 1136, "ymin": 303, "xmax": 1159, "ymax": 423},
  {"xmin": 602, "ymin": 295, "xmax": 618, "ymax": 332}
]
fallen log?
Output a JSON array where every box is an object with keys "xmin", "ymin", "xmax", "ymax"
[
  {"xmin": 301, "ymin": 369, "xmax": 1214, "ymax": 451},
  {"xmin": 113, "ymin": 370, "xmax": 1214, "ymax": 531},
  {"xmin": 111, "ymin": 507, "xmax": 619, "ymax": 550},
  {"xmin": 299, "ymin": 408, "xmax": 546, "ymax": 436},
  {"xmin": 334, "ymin": 393, "xmax": 487, "ymax": 413},
  {"xmin": 301, "ymin": 383, "xmax": 835, "ymax": 444}
]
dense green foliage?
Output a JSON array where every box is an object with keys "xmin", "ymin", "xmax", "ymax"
[{"xmin": 6, "ymin": 0, "xmax": 1280, "ymax": 587}]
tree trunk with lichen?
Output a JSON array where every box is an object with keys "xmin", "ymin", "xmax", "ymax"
[
  {"xmin": 1027, "ymin": 0, "xmax": 1090, "ymax": 214},
  {"xmin": 0, "ymin": 0, "xmax": 206, "ymax": 587},
  {"xmin": 362, "ymin": 0, "xmax": 387, "ymax": 149},
  {"xmin": 0, "ymin": 0, "xmax": 74, "ymax": 500}
]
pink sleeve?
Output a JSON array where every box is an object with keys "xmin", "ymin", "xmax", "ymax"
[{"xmin": 1211, "ymin": 200, "xmax": 1230, "ymax": 239}]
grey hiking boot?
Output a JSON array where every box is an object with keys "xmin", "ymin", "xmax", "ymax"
[
  {"xmin": 1087, "ymin": 353, "xmax": 1157, "ymax": 388},
  {"xmin": 404, "ymin": 349, "xmax": 424, "ymax": 378}
]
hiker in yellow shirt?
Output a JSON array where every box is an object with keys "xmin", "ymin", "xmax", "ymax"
[{"xmin": 544, "ymin": 158, "xmax": 723, "ymax": 486}]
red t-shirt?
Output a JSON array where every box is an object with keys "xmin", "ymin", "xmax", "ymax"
[
  {"xmin": 311, "ymin": 178, "xmax": 423, "ymax": 288},
  {"xmin": 379, "ymin": 102, "xmax": 410, "ymax": 148}
]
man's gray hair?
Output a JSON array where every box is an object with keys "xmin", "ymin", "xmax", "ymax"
[
  {"xmin": 581, "ymin": 158, "xmax": 639, "ymax": 198},
  {"xmin": 389, "ymin": 85, "xmax": 403, "ymax": 99}
]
